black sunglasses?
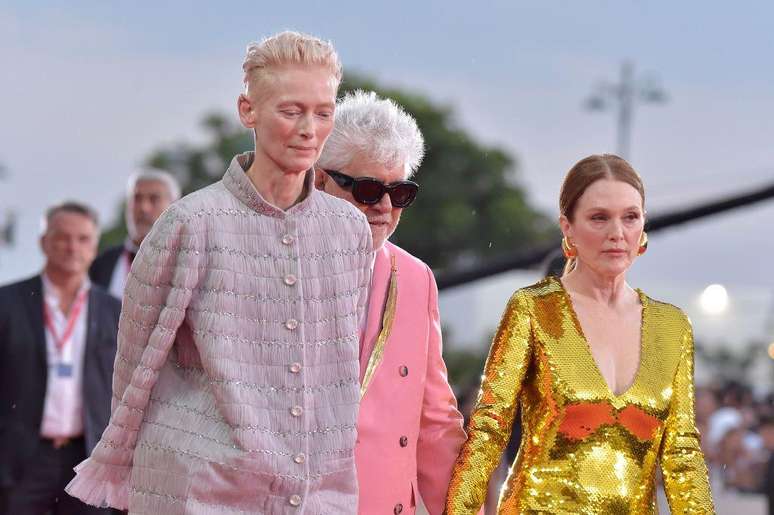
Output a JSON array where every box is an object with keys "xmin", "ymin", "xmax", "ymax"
[{"xmin": 323, "ymin": 169, "xmax": 419, "ymax": 208}]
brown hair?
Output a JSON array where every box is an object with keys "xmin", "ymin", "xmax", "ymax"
[{"xmin": 559, "ymin": 154, "xmax": 645, "ymax": 275}]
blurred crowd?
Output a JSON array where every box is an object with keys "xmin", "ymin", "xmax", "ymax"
[{"xmin": 697, "ymin": 381, "xmax": 774, "ymax": 501}]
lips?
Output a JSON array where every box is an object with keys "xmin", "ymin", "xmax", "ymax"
[{"xmin": 289, "ymin": 146, "xmax": 316, "ymax": 153}]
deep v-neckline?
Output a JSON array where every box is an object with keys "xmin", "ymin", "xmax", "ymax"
[{"xmin": 554, "ymin": 276, "xmax": 647, "ymax": 400}]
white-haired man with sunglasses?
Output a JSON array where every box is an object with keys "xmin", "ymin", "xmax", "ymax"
[{"xmin": 316, "ymin": 90, "xmax": 466, "ymax": 515}]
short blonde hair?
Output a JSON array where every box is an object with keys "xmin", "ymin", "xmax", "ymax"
[{"xmin": 242, "ymin": 31, "xmax": 342, "ymax": 95}]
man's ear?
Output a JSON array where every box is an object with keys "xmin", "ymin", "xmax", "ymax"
[
  {"xmin": 237, "ymin": 93, "xmax": 257, "ymax": 129},
  {"xmin": 313, "ymin": 167, "xmax": 327, "ymax": 191}
]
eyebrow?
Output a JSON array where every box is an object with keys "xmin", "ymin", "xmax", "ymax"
[
  {"xmin": 584, "ymin": 205, "xmax": 643, "ymax": 212},
  {"xmin": 277, "ymin": 100, "xmax": 335, "ymax": 108}
]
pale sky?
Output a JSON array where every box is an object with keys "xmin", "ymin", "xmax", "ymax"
[{"xmin": 1, "ymin": 2, "xmax": 773, "ymax": 342}]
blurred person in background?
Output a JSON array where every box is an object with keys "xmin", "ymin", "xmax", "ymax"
[
  {"xmin": 315, "ymin": 90, "xmax": 466, "ymax": 515},
  {"xmin": 757, "ymin": 414, "xmax": 774, "ymax": 514},
  {"xmin": 90, "ymin": 169, "xmax": 180, "ymax": 298},
  {"xmin": 0, "ymin": 202, "xmax": 120, "ymax": 514},
  {"xmin": 695, "ymin": 386, "xmax": 720, "ymax": 458},
  {"xmin": 66, "ymin": 31, "xmax": 373, "ymax": 514},
  {"xmin": 707, "ymin": 381, "xmax": 752, "ymax": 449},
  {"xmin": 717, "ymin": 425, "xmax": 764, "ymax": 492},
  {"xmin": 446, "ymin": 154, "xmax": 714, "ymax": 514}
]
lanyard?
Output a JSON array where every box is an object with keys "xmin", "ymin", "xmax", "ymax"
[{"xmin": 43, "ymin": 289, "xmax": 88, "ymax": 353}]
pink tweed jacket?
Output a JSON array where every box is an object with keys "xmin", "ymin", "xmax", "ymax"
[{"xmin": 66, "ymin": 153, "xmax": 373, "ymax": 514}]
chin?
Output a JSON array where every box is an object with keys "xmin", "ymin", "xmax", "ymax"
[
  {"xmin": 281, "ymin": 157, "xmax": 316, "ymax": 174},
  {"xmin": 600, "ymin": 264, "xmax": 631, "ymax": 277}
]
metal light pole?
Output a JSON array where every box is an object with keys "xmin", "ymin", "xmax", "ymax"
[{"xmin": 584, "ymin": 61, "xmax": 668, "ymax": 160}]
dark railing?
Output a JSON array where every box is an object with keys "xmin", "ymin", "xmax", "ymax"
[{"xmin": 436, "ymin": 179, "xmax": 774, "ymax": 290}]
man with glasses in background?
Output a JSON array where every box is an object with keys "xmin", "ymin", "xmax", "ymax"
[
  {"xmin": 316, "ymin": 91, "xmax": 466, "ymax": 515},
  {"xmin": 90, "ymin": 169, "xmax": 180, "ymax": 298}
]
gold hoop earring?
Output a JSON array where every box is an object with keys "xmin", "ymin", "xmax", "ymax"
[
  {"xmin": 638, "ymin": 232, "xmax": 648, "ymax": 256},
  {"xmin": 562, "ymin": 236, "xmax": 577, "ymax": 258}
]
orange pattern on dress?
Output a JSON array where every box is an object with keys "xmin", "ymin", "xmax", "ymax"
[
  {"xmin": 618, "ymin": 404, "xmax": 663, "ymax": 441},
  {"xmin": 558, "ymin": 402, "xmax": 616, "ymax": 440},
  {"xmin": 558, "ymin": 402, "xmax": 663, "ymax": 442}
]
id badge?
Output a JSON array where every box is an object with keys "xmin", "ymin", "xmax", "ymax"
[{"xmin": 56, "ymin": 363, "xmax": 74, "ymax": 377}]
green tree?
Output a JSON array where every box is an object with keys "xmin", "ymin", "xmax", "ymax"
[
  {"xmin": 101, "ymin": 74, "xmax": 553, "ymax": 270},
  {"xmin": 695, "ymin": 340, "xmax": 762, "ymax": 384}
]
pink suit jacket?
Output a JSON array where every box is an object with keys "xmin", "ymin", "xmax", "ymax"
[{"xmin": 356, "ymin": 242, "xmax": 466, "ymax": 515}]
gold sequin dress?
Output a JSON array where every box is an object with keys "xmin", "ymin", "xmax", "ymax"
[{"xmin": 445, "ymin": 277, "xmax": 714, "ymax": 514}]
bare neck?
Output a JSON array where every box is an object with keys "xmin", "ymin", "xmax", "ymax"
[
  {"xmin": 561, "ymin": 264, "xmax": 635, "ymax": 309},
  {"xmin": 245, "ymin": 155, "xmax": 308, "ymax": 211},
  {"xmin": 43, "ymin": 266, "xmax": 87, "ymax": 314}
]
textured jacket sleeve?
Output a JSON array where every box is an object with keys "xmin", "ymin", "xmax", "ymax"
[
  {"xmin": 356, "ymin": 218, "xmax": 374, "ymax": 332},
  {"xmin": 66, "ymin": 204, "xmax": 201, "ymax": 509},
  {"xmin": 416, "ymin": 266, "xmax": 467, "ymax": 515},
  {"xmin": 445, "ymin": 291, "xmax": 533, "ymax": 514},
  {"xmin": 659, "ymin": 316, "xmax": 715, "ymax": 514}
]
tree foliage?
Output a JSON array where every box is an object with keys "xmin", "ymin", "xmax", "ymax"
[
  {"xmin": 101, "ymin": 74, "xmax": 553, "ymax": 270},
  {"xmin": 695, "ymin": 340, "xmax": 762, "ymax": 383}
]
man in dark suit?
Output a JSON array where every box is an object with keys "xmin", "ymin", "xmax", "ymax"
[
  {"xmin": 90, "ymin": 169, "xmax": 180, "ymax": 298},
  {"xmin": 0, "ymin": 201, "xmax": 121, "ymax": 514}
]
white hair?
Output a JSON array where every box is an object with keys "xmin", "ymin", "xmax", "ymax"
[
  {"xmin": 318, "ymin": 90, "xmax": 425, "ymax": 178},
  {"xmin": 126, "ymin": 169, "xmax": 181, "ymax": 201},
  {"xmin": 242, "ymin": 31, "xmax": 342, "ymax": 93}
]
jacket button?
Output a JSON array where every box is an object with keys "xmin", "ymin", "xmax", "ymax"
[
  {"xmin": 293, "ymin": 453, "xmax": 306, "ymax": 464},
  {"xmin": 285, "ymin": 318, "xmax": 298, "ymax": 330},
  {"xmin": 398, "ymin": 365, "xmax": 408, "ymax": 377},
  {"xmin": 394, "ymin": 503, "xmax": 403, "ymax": 514},
  {"xmin": 289, "ymin": 362, "xmax": 302, "ymax": 374},
  {"xmin": 399, "ymin": 436, "xmax": 408, "ymax": 447},
  {"xmin": 289, "ymin": 494, "xmax": 302, "ymax": 506},
  {"xmin": 284, "ymin": 274, "xmax": 297, "ymax": 286},
  {"xmin": 290, "ymin": 405, "xmax": 303, "ymax": 417},
  {"xmin": 281, "ymin": 234, "xmax": 294, "ymax": 245}
]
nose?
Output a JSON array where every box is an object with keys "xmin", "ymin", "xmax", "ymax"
[
  {"xmin": 297, "ymin": 113, "xmax": 314, "ymax": 139},
  {"xmin": 609, "ymin": 219, "xmax": 625, "ymax": 240},
  {"xmin": 372, "ymin": 191, "xmax": 392, "ymax": 213},
  {"xmin": 63, "ymin": 235, "xmax": 78, "ymax": 252}
]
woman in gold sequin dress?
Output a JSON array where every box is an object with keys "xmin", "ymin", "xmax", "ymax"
[{"xmin": 445, "ymin": 154, "xmax": 714, "ymax": 514}]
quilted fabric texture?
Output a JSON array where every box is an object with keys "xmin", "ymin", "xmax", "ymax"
[{"xmin": 67, "ymin": 153, "xmax": 373, "ymax": 514}]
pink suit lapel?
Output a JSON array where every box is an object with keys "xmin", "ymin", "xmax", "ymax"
[{"xmin": 359, "ymin": 244, "xmax": 393, "ymax": 382}]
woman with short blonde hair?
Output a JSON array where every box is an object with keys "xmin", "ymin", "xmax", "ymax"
[{"xmin": 67, "ymin": 31, "xmax": 373, "ymax": 514}]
